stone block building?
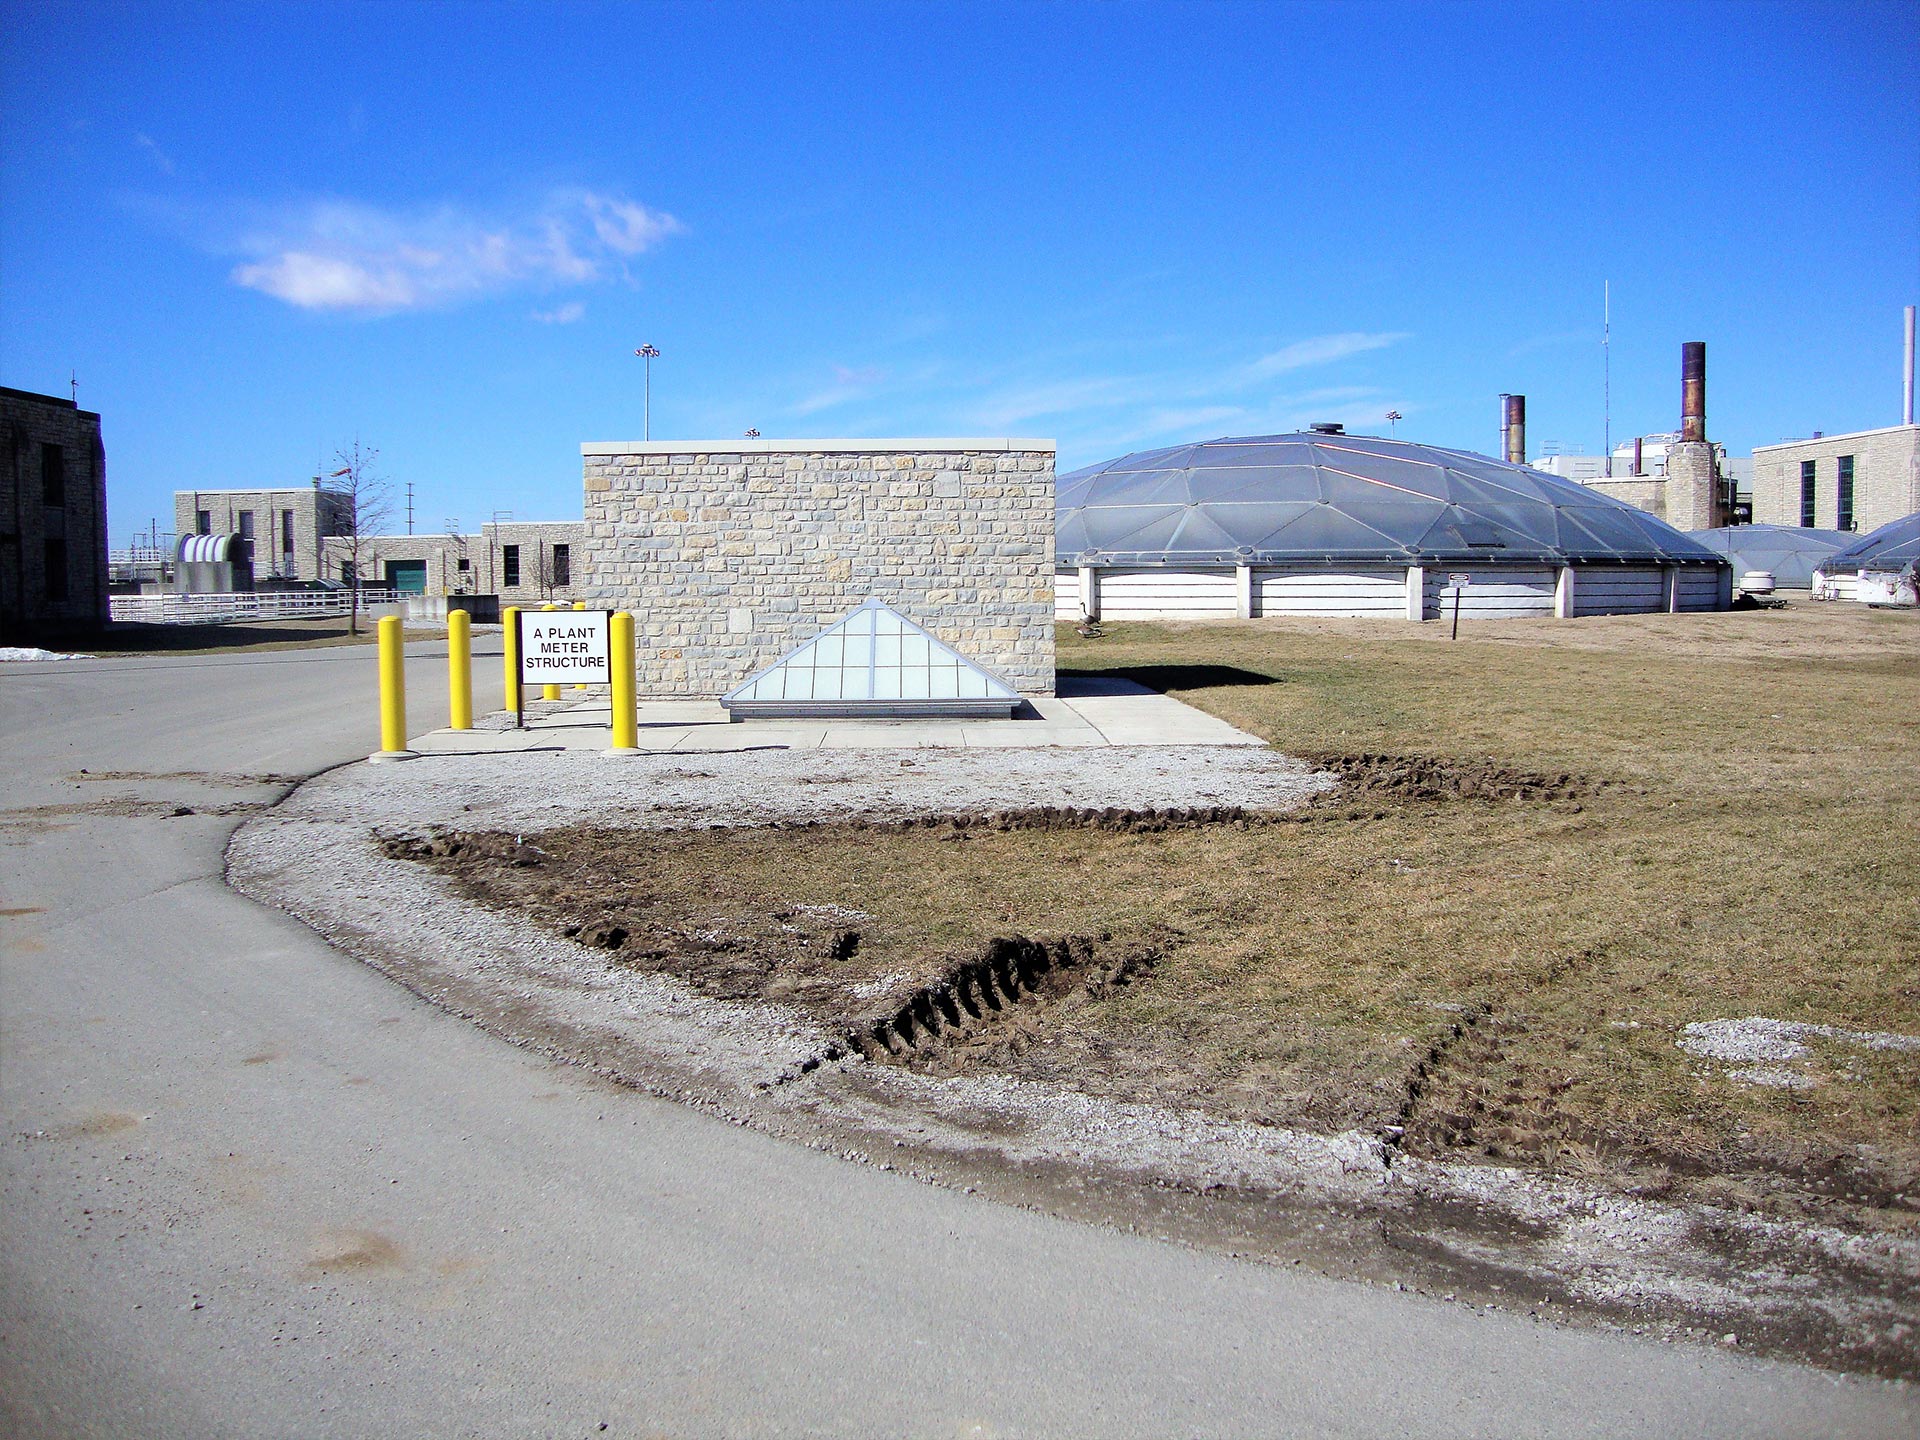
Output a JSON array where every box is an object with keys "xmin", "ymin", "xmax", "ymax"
[
  {"xmin": 173, "ymin": 485, "xmax": 353, "ymax": 584},
  {"xmin": 322, "ymin": 520, "xmax": 584, "ymax": 605},
  {"xmin": 2, "ymin": 386, "xmax": 109, "ymax": 637},
  {"xmin": 1750, "ymin": 424, "xmax": 1920, "ymax": 535},
  {"xmin": 580, "ymin": 439, "xmax": 1055, "ymax": 696}
]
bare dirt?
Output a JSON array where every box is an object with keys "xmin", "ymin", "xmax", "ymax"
[{"xmin": 231, "ymin": 736, "xmax": 1920, "ymax": 1382}]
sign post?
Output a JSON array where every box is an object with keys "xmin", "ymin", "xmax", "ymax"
[
  {"xmin": 1447, "ymin": 572, "xmax": 1471, "ymax": 640},
  {"xmin": 514, "ymin": 609, "xmax": 613, "ymax": 729}
]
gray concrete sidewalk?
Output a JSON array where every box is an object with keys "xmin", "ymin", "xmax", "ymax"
[{"xmin": 406, "ymin": 674, "xmax": 1264, "ymax": 754}]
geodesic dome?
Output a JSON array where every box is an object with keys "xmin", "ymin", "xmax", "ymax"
[
  {"xmin": 1057, "ymin": 433, "xmax": 1723, "ymax": 568},
  {"xmin": 1690, "ymin": 524, "xmax": 1852, "ymax": 589},
  {"xmin": 1823, "ymin": 512, "xmax": 1920, "ymax": 574}
]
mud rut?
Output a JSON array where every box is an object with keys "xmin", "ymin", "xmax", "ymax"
[
  {"xmin": 382, "ymin": 754, "xmax": 1603, "ymax": 1164},
  {"xmin": 365, "ymin": 754, "xmax": 1920, "ymax": 1380}
]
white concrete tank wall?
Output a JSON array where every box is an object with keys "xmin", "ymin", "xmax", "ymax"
[
  {"xmin": 1096, "ymin": 568, "xmax": 1236, "ymax": 619},
  {"xmin": 1420, "ymin": 567, "xmax": 1556, "ymax": 620},
  {"xmin": 1054, "ymin": 568, "xmax": 1082, "ymax": 619},
  {"xmin": 1570, "ymin": 566, "xmax": 1666, "ymax": 615},
  {"xmin": 1255, "ymin": 568, "xmax": 1404, "ymax": 617},
  {"xmin": 1676, "ymin": 568, "xmax": 1731, "ymax": 612}
]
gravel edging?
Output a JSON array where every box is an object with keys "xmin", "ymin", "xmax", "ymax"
[{"xmin": 227, "ymin": 744, "xmax": 1920, "ymax": 1382}]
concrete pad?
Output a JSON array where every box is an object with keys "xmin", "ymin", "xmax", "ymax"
[
  {"xmin": 406, "ymin": 676, "xmax": 1264, "ymax": 753},
  {"xmin": 1058, "ymin": 677, "xmax": 1265, "ymax": 746}
]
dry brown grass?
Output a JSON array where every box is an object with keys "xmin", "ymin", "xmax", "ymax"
[{"xmin": 431, "ymin": 597, "xmax": 1920, "ymax": 1224}]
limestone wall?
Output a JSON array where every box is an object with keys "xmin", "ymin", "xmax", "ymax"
[
  {"xmin": 580, "ymin": 440, "xmax": 1055, "ymax": 696},
  {"xmin": 1751, "ymin": 426, "xmax": 1920, "ymax": 534}
]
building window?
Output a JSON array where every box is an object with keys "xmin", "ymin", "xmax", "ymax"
[
  {"xmin": 237, "ymin": 510, "xmax": 255, "ymax": 539},
  {"xmin": 341, "ymin": 560, "xmax": 356, "ymax": 585},
  {"xmin": 1799, "ymin": 460, "xmax": 1817, "ymax": 528},
  {"xmin": 552, "ymin": 544, "xmax": 571, "ymax": 587},
  {"xmin": 1837, "ymin": 455, "xmax": 1855, "ymax": 532},
  {"xmin": 41, "ymin": 444, "xmax": 65, "ymax": 507},
  {"xmin": 502, "ymin": 544, "xmax": 521, "ymax": 587},
  {"xmin": 45, "ymin": 539, "xmax": 68, "ymax": 602},
  {"xmin": 281, "ymin": 509, "xmax": 295, "ymax": 555},
  {"xmin": 457, "ymin": 556, "xmax": 470, "ymax": 572},
  {"xmin": 196, "ymin": 509, "xmax": 211, "ymax": 535}
]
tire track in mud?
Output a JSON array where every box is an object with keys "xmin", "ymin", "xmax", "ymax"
[
  {"xmin": 771, "ymin": 933, "xmax": 1160, "ymax": 1086},
  {"xmin": 1387, "ymin": 951, "xmax": 1603, "ymax": 1167}
]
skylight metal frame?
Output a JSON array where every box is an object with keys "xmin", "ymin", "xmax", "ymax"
[{"xmin": 721, "ymin": 597, "xmax": 1024, "ymax": 721}]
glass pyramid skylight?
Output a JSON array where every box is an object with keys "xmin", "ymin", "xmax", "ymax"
[{"xmin": 722, "ymin": 597, "xmax": 1023, "ymax": 720}]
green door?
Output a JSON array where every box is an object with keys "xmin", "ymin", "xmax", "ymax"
[{"xmin": 385, "ymin": 559, "xmax": 428, "ymax": 594}]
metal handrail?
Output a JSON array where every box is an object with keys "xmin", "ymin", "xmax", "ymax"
[{"xmin": 109, "ymin": 590, "xmax": 399, "ymax": 625}]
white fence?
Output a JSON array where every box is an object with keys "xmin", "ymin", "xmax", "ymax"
[{"xmin": 109, "ymin": 590, "xmax": 397, "ymax": 625}]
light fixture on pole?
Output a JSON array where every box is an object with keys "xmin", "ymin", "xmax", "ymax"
[
  {"xmin": 1385, "ymin": 410, "xmax": 1403, "ymax": 437},
  {"xmin": 744, "ymin": 428, "xmax": 760, "ymax": 438},
  {"xmin": 635, "ymin": 344, "xmax": 661, "ymax": 440}
]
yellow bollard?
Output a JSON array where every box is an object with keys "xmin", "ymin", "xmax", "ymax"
[
  {"xmin": 540, "ymin": 603, "xmax": 560, "ymax": 700},
  {"xmin": 374, "ymin": 614, "xmax": 414, "ymax": 759},
  {"xmin": 571, "ymin": 600, "xmax": 588, "ymax": 692},
  {"xmin": 447, "ymin": 608, "xmax": 473, "ymax": 731},
  {"xmin": 608, "ymin": 611, "xmax": 638, "ymax": 753},
  {"xmin": 503, "ymin": 606, "xmax": 521, "ymax": 720}
]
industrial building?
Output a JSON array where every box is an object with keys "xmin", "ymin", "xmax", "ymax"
[
  {"xmin": 1750, "ymin": 425, "xmax": 1919, "ymax": 536},
  {"xmin": 1056, "ymin": 427, "xmax": 1729, "ymax": 622},
  {"xmin": 1749, "ymin": 306, "xmax": 1918, "ymax": 535},
  {"xmin": 321, "ymin": 520, "xmax": 584, "ymax": 608},
  {"xmin": 578, "ymin": 438, "xmax": 1055, "ymax": 697},
  {"xmin": 1506, "ymin": 343, "xmax": 1736, "ymax": 530},
  {"xmin": 2, "ymin": 385, "xmax": 110, "ymax": 637},
  {"xmin": 172, "ymin": 484, "xmax": 354, "ymax": 585}
]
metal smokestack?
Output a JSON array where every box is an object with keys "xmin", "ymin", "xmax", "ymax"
[
  {"xmin": 1503, "ymin": 394, "xmax": 1527, "ymax": 465},
  {"xmin": 1633, "ymin": 436, "xmax": 1643, "ymax": 476},
  {"xmin": 1681, "ymin": 341, "xmax": 1707, "ymax": 443},
  {"xmin": 1904, "ymin": 305, "xmax": 1915, "ymax": 426}
]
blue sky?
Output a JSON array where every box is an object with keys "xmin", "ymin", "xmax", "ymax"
[{"xmin": 4, "ymin": 0, "xmax": 1916, "ymax": 544}]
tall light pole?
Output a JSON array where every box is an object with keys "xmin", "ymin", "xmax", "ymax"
[
  {"xmin": 635, "ymin": 344, "xmax": 661, "ymax": 440},
  {"xmin": 1385, "ymin": 409, "xmax": 1402, "ymax": 437}
]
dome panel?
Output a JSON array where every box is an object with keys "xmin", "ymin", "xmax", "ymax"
[
  {"xmin": 1057, "ymin": 432, "xmax": 1724, "ymax": 567},
  {"xmin": 1824, "ymin": 512, "xmax": 1920, "ymax": 572}
]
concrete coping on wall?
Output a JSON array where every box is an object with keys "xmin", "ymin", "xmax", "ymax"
[
  {"xmin": 581, "ymin": 438, "xmax": 1056, "ymax": 456},
  {"xmin": 1752, "ymin": 423, "xmax": 1920, "ymax": 453}
]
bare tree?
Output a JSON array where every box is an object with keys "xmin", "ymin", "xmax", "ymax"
[
  {"xmin": 534, "ymin": 541, "xmax": 555, "ymax": 600},
  {"xmin": 330, "ymin": 438, "xmax": 393, "ymax": 636}
]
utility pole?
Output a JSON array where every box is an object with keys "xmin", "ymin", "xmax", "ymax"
[
  {"xmin": 1603, "ymin": 281, "xmax": 1612, "ymax": 478},
  {"xmin": 406, "ymin": 480, "xmax": 415, "ymax": 535},
  {"xmin": 635, "ymin": 344, "xmax": 661, "ymax": 440}
]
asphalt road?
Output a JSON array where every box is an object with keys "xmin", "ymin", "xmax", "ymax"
[{"xmin": 1, "ymin": 640, "xmax": 1912, "ymax": 1438}]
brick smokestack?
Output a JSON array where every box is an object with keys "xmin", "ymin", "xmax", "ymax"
[
  {"xmin": 1681, "ymin": 342, "xmax": 1707, "ymax": 443},
  {"xmin": 1502, "ymin": 394, "xmax": 1527, "ymax": 465}
]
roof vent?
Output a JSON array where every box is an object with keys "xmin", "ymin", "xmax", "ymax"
[{"xmin": 1308, "ymin": 422, "xmax": 1345, "ymax": 435}]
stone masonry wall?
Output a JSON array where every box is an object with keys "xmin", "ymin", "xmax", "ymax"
[
  {"xmin": 323, "ymin": 522, "xmax": 584, "ymax": 604},
  {"xmin": 580, "ymin": 441, "xmax": 1055, "ymax": 696},
  {"xmin": 2, "ymin": 387, "xmax": 109, "ymax": 635},
  {"xmin": 1752, "ymin": 426, "xmax": 1920, "ymax": 534}
]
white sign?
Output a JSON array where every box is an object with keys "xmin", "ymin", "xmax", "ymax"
[
  {"xmin": 1447, "ymin": 572, "xmax": 1473, "ymax": 588},
  {"xmin": 520, "ymin": 610, "xmax": 611, "ymax": 684}
]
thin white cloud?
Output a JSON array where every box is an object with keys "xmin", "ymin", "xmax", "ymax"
[
  {"xmin": 532, "ymin": 301, "xmax": 586, "ymax": 325},
  {"xmin": 134, "ymin": 133, "xmax": 175, "ymax": 175},
  {"xmin": 1242, "ymin": 331, "xmax": 1409, "ymax": 381},
  {"xmin": 790, "ymin": 364, "xmax": 886, "ymax": 417},
  {"xmin": 228, "ymin": 190, "xmax": 683, "ymax": 314}
]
